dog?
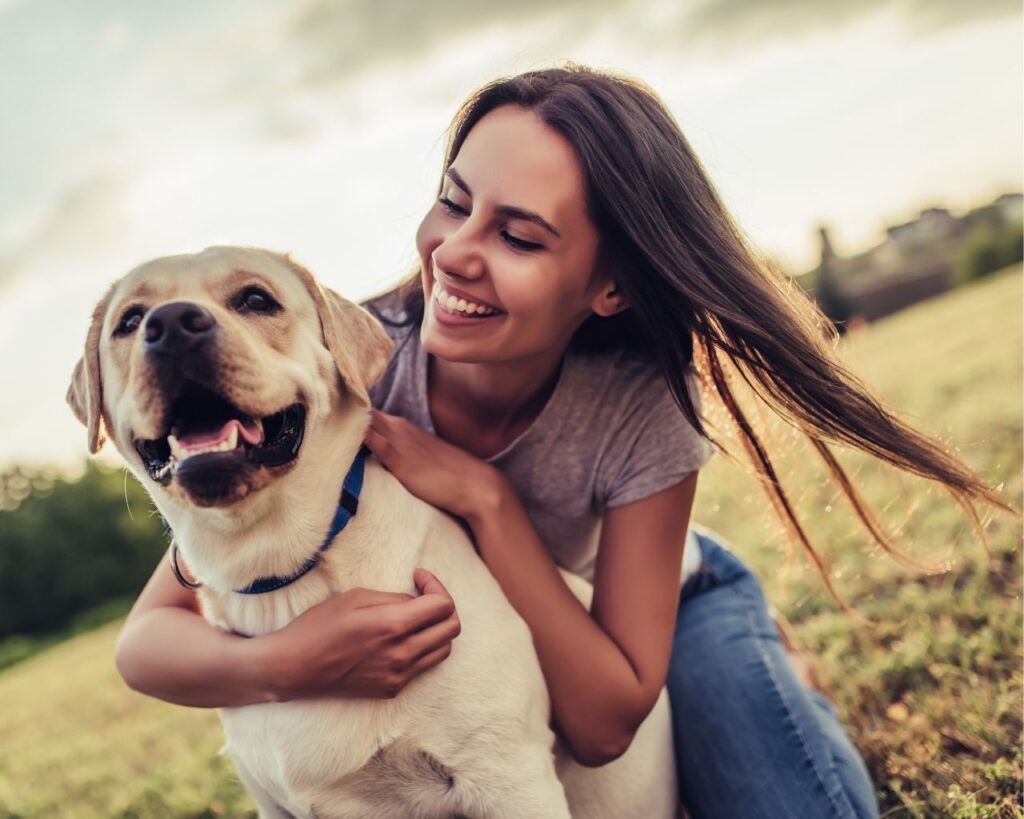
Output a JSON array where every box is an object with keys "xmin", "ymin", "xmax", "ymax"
[{"xmin": 68, "ymin": 246, "xmax": 679, "ymax": 818}]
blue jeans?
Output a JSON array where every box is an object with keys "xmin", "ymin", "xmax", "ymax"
[{"xmin": 668, "ymin": 528, "xmax": 879, "ymax": 819}]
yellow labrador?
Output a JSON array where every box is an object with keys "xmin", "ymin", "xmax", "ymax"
[{"xmin": 68, "ymin": 246, "xmax": 678, "ymax": 819}]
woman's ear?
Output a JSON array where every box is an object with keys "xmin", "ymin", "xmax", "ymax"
[{"xmin": 591, "ymin": 282, "xmax": 629, "ymax": 317}]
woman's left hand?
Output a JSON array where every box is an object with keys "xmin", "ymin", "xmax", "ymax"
[{"xmin": 365, "ymin": 409, "xmax": 507, "ymax": 524}]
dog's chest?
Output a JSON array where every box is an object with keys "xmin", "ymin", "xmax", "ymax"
[{"xmin": 197, "ymin": 569, "xmax": 337, "ymax": 637}]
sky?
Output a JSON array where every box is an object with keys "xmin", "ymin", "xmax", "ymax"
[{"xmin": 0, "ymin": 0, "xmax": 1021, "ymax": 468}]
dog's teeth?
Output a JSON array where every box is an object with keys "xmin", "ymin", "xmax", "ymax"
[
  {"xmin": 168, "ymin": 435, "xmax": 184, "ymax": 460},
  {"xmin": 168, "ymin": 423, "xmax": 242, "ymax": 462}
]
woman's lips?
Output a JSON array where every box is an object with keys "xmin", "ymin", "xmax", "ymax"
[
  {"xmin": 431, "ymin": 296, "xmax": 504, "ymax": 327},
  {"xmin": 432, "ymin": 296, "xmax": 505, "ymax": 326},
  {"xmin": 430, "ymin": 280, "xmax": 504, "ymax": 326}
]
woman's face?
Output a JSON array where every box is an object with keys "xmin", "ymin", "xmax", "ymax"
[{"xmin": 416, "ymin": 104, "xmax": 616, "ymax": 365}]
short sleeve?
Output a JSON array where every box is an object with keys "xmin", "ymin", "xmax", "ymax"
[
  {"xmin": 599, "ymin": 368, "xmax": 714, "ymax": 509},
  {"xmin": 361, "ymin": 292, "xmax": 416, "ymax": 411}
]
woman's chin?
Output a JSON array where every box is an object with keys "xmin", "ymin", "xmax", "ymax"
[{"xmin": 420, "ymin": 319, "xmax": 504, "ymax": 365}]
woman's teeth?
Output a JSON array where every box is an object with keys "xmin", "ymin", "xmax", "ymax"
[{"xmin": 432, "ymin": 283, "xmax": 501, "ymax": 317}]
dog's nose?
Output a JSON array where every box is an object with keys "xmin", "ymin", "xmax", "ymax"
[{"xmin": 144, "ymin": 301, "xmax": 217, "ymax": 356}]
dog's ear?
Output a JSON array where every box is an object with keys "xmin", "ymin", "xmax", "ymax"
[
  {"xmin": 287, "ymin": 258, "xmax": 394, "ymax": 406},
  {"xmin": 67, "ymin": 286, "xmax": 114, "ymax": 453}
]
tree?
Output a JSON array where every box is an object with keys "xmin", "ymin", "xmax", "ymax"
[{"xmin": 0, "ymin": 462, "xmax": 167, "ymax": 637}]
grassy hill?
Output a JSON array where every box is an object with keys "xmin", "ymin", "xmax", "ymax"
[{"xmin": 1, "ymin": 268, "xmax": 1020, "ymax": 818}]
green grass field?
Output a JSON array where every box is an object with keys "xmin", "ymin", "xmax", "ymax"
[{"xmin": 1, "ymin": 268, "xmax": 1020, "ymax": 818}]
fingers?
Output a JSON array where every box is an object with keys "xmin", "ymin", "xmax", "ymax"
[
  {"xmin": 364, "ymin": 590, "xmax": 461, "ymax": 698},
  {"xmin": 403, "ymin": 609, "xmax": 462, "ymax": 663},
  {"xmin": 364, "ymin": 425, "xmax": 392, "ymax": 465},
  {"xmin": 391, "ymin": 620, "xmax": 461, "ymax": 693},
  {"xmin": 376, "ymin": 616, "xmax": 461, "ymax": 699},
  {"xmin": 366, "ymin": 411, "xmax": 413, "ymax": 468},
  {"xmin": 380, "ymin": 588, "xmax": 455, "ymax": 639},
  {"xmin": 344, "ymin": 570, "xmax": 452, "ymax": 612},
  {"xmin": 413, "ymin": 567, "xmax": 450, "ymax": 596},
  {"xmin": 406, "ymin": 642, "xmax": 455, "ymax": 680},
  {"xmin": 346, "ymin": 588, "xmax": 415, "ymax": 609},
  {"xmin": 369, "ymin": 409, "xmax": 400, "ymax": 429}
]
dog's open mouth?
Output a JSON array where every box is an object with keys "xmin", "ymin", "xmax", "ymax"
[{"xmin": 135, "ymin": 382, "xmax": 306, "ymax": 486}]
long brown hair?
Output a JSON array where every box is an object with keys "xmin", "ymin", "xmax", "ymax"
[{"xmin": 375, "ymin": 64, "xmax": 1014, "ymax": 609}]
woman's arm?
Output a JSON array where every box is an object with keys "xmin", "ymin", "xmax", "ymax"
[
  {"xmin": 115, "ymin": 548, "xmax": 461, "ymax": 707},
  {"xmin": 115, "ymin": 548, "xmax": 278, "ymax": 707},
  {"xmin": 367, "ymin": 409, "xmax": 698, "ymax": 766},
  {"xmin": 468, "ymin": 473, "xmax": 698, "ymax": 767}
]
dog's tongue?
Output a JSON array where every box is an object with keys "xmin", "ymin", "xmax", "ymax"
[{"xmin": 176, "ymin": 418, "xmax": 264, "ymax": 449}]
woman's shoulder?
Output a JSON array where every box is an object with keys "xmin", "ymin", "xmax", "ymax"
[
  {"xmin": 360, "ymin": 289, "xmax": 413, "ymax": 333},
  {"xmin": 568, "ymin": 344, "xmax": 698, "ymax": 408},
  {"xmin": 360, "ymin": 291, "xmax": 426, "ymax": 374},
  {"xmin": 564, "ymin": 347, "xmax": 713, "ymax": 507},
  {"xmin": 360, "ymin": 289, "xmax": 422, "ymax": 410},
  {"xmin": 565, "ymin": 345, "xmax": 710, "ymax": 453}
]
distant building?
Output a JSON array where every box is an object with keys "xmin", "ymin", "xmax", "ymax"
[
  {"xmin": 886, "ymin": 207, "xmax": 960, "ymax": 253},
  {"xmin": 995, "ymin": 192, "xmax": 1023, "ymax": 224},
  {"xmin": 805, "ymin": 193, "xmax": 1021, "ymax": 327}
]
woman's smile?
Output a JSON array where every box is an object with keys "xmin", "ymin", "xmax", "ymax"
[{"xmin": 430, "ymin": 280, "xmax": 505, "ymax": 325}]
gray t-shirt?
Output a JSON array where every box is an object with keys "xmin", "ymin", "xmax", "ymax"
[{"xmin": 364, "ymin": 297, "xmax": 715, "ymax": 585}]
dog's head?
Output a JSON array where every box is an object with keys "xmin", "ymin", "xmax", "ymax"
[{"xmin": 67, "ymin": 246, "xmax": 392, "ymax": 509}]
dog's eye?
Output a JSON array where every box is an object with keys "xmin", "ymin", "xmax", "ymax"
[
  {"xmin": 114, "ymin": 307, "xmax": 145, "ymax": 337},
  {"xmin": 236, "ymin": 287, "xmax": 280, "ymax": 314}
]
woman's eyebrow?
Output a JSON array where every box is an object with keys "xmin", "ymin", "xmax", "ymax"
[
  {"xmin": 446, "ymin": 167, "xmax": 472, "ymax": 195},
  {"xmin": 446, "ymin": 167, "xmax": 561, "ymax": 238}
]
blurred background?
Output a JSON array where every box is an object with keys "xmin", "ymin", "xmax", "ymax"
[{"xmin": 0, "ymin": 1, "xmax": 1021, "ymax": 816}]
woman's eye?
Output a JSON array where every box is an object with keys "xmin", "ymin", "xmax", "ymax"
[
  {"xmin": 439, "ymin": 197, "xmax": 468, "ymax": 216},
  {"xmin": 501, "ymin": 231, "xmax": 544, "ymax": 252},
  {"xmin": 236, "ymin": 287, "xmax": 280, "ymax": 314},
  {"xmin": 114, "ymin": 308, "xmax": 145, "ymax": 337}
]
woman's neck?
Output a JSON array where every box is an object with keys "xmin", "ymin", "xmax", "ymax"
[{"xmin": 427, "ymin": 347, "xmax": 566, "ymax": 454}]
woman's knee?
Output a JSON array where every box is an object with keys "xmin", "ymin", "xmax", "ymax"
[{"xmin": 667, "ymin": 569, "xmax": 878, "ymax": 818}]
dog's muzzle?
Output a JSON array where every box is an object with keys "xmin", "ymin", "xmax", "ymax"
[{"xmin": 131, "ymin": 300, "xmax": 307, "ymax": 497}]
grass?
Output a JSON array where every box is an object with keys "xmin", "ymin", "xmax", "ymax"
[
  {"xmin": 0, "ymin": 268, "xmax": 1020, "ymax": 817},
  {"xmin": 694, "ymin": 267, "xmax": 1023, "ymax": 817},
  {"xmin": 0, "ymin": 596, "xmax": 135, "ymax": 674}
]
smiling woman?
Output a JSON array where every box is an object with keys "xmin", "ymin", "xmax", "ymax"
[{"xmin": 357, "ymin": 65, "xmax": 1013, "ymax": 817}]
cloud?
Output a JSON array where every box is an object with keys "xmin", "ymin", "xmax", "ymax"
[
  {"xmin": 682, "ymin": 0, "xmax": 1021, "ymax": 50},
  {"xmin": 0, "ymin": 171, "xmax": 128, "ymax": 292},
  {"xmin": 97, "ymin": 19, "xmax": 133, "ymax": 55},
  {"xmin": 286, "ymin": 0, "xmax": 621, "ymax": 85},
  {"xmin": 267, "ymin": 0, "xmax": 1023, "ymax": 95}
]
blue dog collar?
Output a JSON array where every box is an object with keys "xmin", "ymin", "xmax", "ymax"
[
  {"xmin": 234, "ymin": 445, "xmax": 370, "ymax": 595},
  {"xmin": 167, "ymin": 445, "xmax": 371, "ymax": 595}
]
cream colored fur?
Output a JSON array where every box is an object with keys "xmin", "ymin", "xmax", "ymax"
[{"xmin": 69, "ymin": 246, "xmax": 679, "ymax": 818}]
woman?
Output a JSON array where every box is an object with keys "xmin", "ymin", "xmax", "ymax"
[{"xmin": 116, "ymin": 66, "xmax": 1007, "ymax": 818}]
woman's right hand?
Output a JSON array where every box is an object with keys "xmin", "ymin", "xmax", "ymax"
[{"xmin": 262, "ymin": 568, "xmax": 461, "ymax": 701}]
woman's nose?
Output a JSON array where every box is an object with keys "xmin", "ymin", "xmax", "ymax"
[{"xmin": 433, "ymin": 223, "xmax": 486, "ymax": 281}]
